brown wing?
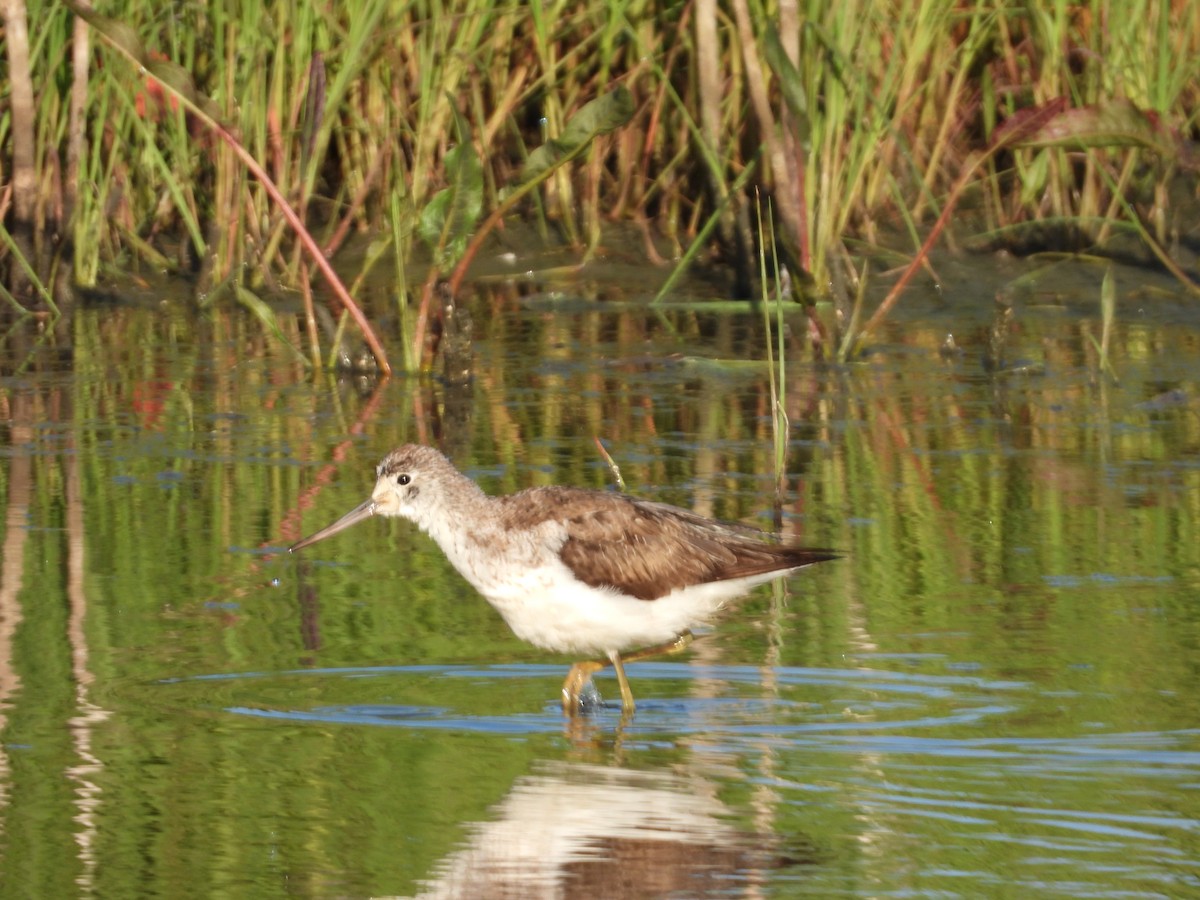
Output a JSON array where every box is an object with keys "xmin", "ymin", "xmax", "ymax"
[{"xmin": 504, "ymin": 487, "xmax": 837, "ymax": 601}]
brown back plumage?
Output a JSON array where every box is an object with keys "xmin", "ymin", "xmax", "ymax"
[{"xmin": 499, "ymin": 486, "xmax": 838, "ymax": 601}]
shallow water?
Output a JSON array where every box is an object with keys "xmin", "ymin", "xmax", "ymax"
[{"xmin": 2, "ymin": 250, "xmax": 1199, "ymax": 898}]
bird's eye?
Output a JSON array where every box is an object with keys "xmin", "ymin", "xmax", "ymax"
[{"xmin": 397, "ymin": 474, "xmax": 411, "ymax": 486}]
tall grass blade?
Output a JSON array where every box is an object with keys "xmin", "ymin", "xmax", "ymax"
[
  {"xmin": 0, "ymin": 224, "xmax": 58, "ymax": 313},
  {"xmin": 755, "ymin": 196, "xmax": 788, "ymax": 498},
  {"xmin": 762, "ymin": 26, "xmax": 811, "ymax": 143}
]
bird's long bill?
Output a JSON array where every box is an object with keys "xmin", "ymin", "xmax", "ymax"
[{"xmin": 289, "ymin": 498, "xmax": 377, "ymax": 552}]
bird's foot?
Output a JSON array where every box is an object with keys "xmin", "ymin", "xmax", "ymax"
[
  {"xmin": 576, "ymin": 679, "xmax": 605, "ymax": 712},
  {"xmin": 561, "ymin": 659, "xmax": 606, "ymax": 716}
]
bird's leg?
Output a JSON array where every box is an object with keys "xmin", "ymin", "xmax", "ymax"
[
  {"xmin": 561, "ymin": 631, "xmax": 695, "ymax": 716},
  {"xmin": 608, "ymin": 650, "xmax": 636, "ymax": 713},
  {"xmin": 618, "ymin": 630, "xmax": 694, "ymax": 665}
]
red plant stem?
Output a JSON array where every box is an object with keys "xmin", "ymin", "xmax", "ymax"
[
  {"xmin": 858, "ymin": 159, "xmax": 982, "ymax": 343},
  {"xmin": 858, "ymin": 103, "xmax": 1071, "ymax": 347},
  {"xmin": 207, "ymin": 123, "xmax": 391, "ymax": 375}
]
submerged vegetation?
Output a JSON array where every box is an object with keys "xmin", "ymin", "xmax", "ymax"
[{"xmin": 1, "ymin": 0, "xmax": 1198, "ymax": 369}]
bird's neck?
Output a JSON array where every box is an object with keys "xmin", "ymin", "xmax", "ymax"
[{"xmin": 412, "ymin": 478, "xmax": 499, "ymax": 564}]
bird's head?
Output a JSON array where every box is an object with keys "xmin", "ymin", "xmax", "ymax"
[{"xmin": 289, "ymin": 445, "xmax": 455, "ymax": 552}]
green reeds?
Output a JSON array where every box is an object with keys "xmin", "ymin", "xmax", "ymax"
[{"xmin": 2, "ymin": 0, "xmax": 1196, "ymax": 366}]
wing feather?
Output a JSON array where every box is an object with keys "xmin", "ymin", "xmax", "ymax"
[{"xmin": 500, "ymin": 487, "xmax": 836, "ymax": 601}]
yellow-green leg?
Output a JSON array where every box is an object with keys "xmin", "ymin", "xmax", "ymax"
[
  {"xmin": 560, "ymin": 631, "xmax": 694, "ymax": 715},
  {"xmin": 608, "ymin": 651, "xmax": 636, "ymax": 713}
]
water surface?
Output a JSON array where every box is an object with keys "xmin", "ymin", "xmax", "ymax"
[{"xmin": 1, "ymin": 251, "xmax": 1198, "ymax": 897}]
